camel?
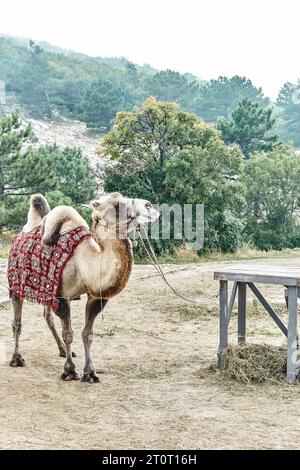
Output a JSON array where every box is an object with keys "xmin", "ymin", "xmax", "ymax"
[{"xmin": 9, "ymin": 192, "xmax": 159, "ymax": 382}]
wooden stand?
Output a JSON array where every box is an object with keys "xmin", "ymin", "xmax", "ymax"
[{"xmin": 214, "ymin": 265, "xmax": 300, "ymax": 384}]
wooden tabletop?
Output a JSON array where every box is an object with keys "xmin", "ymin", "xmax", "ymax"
[{"xmin": 214, "ymin": 264, "xmax": 300, "ymax": 286}]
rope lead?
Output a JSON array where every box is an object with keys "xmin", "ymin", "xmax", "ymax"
[{"xmin": 137, "ymin": 227, "xmax": 219, "ymax": 305}]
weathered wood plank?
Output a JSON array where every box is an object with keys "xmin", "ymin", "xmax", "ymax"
[
  {"xmin": 238, "ymin": 282, "xmax": 247, "ymax": 344},
  {"xmin": 215, "ymin": 264, "xmax": 300, "ymax": 273},
  {"xmin": 287, "ymin": 286, "xmax": 298, "ymax": 384},
  {"xmin": 228, "ymin": 281, "xmax": 238, "ymax": 321},
  {"xmin": 217, "ymin": 280, "xmax": 228, "ymax": 369},
  {"xmin": 214, "ymin": 265, "xmax": 300, "ymax": 286}
]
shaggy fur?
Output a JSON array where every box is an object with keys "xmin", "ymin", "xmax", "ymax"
[{"xmin": 23, "ymin": 194, "xmax": 50, "ymax": 233}]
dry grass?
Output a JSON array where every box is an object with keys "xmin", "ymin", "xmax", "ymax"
[
  {"xmin": 161, "ymin": 302, "xmax": 218, "ymax": 322},
  {"xmin": 173, "ymin": 247, "xmax": 200, "ymax": 262},
  {"xmin": 217, "ymin": 344, "xmax": 289, "ymax": 385},
  {"xmin": 248, "ymin": 326, "xmax": 281, "ymax": 337},
  {"xmin": 244, "ymin": 300, "xmax": 288, "ymax": 318},
  {"xmin": 153, "ymin": 244, "xmax": 300, "ymax": 265},
  {"xmin": 205, "ymin": 245, "xmax": 300, "ymax": 262}
]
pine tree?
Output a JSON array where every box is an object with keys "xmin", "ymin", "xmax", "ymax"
[
  {"xmin": 79, "ymin": 79, "xmax": 125, "ymax": 130},
  {"xmin": 194, "ymin": 76, "xmax": 269, "ymax": 122},
  {"xmin": 276, "ymin": 81, "xmax": 300, "ymax": 147},
  {"xmin": 0, "ymin": 112, "xmax": 56, "ymax": 227},
  {"xmin": 218, "ymin": 98, "xmax": 279, "ymax": 158}
]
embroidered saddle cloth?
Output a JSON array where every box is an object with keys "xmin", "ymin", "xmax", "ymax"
[{"xmin": 7, "ymin": 225, "xmax": 92, "ymax": 312}]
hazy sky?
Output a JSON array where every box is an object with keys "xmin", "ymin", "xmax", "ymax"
[{"xmin": 1, "ymin": 0, "xmax": 299, "ymax": 99}]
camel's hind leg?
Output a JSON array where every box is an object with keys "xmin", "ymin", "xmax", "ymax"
[
  {"xmin": 43, "ymin": 306, "xmax": 76, "ymax": 358},
  {"xmin": 9, "ymin": 294, "xmax": 25, "ymax": 367},
  {"xmin": 59, "ymin": 301, "xmax": 79, "ymax": 381},
  {"xmin": 81, "ymin": 297, "xmax": 108, "ymax": 383}
]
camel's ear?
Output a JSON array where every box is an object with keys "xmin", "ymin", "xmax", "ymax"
[{"xmin": 90, "ymin": 200, "xmax": 101, "ymax": 210}]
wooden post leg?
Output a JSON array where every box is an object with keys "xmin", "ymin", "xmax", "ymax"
[
  {"xmin": 284, "ymin": 288, "xmax": 288, "ymax": 309},
  {"xmin": 287, "ymin": 286, "xmax": 298, "ymax": 384},
  {"xmin": 238, "ymin": 282, "xmax": 247, "ymax": 344},
  {"xmin": 217, "ymin": 280, "xmax": 228, "ymax": 369}
]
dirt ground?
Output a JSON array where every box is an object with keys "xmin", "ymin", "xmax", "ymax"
[{"xmin": 1, "ymin": 258, "xmax": 300, "ymax": 450}]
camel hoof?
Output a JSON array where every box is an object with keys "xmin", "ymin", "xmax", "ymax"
[
  {"xmin": 9, "ymin": 353, "xmax": 25, "ymax": 367},
  {"xmin": 61, "ymin": 369, "xmax": 80, "ymax": 381},
  {"xmin": 81, "ymin": 371, "xmax": 100, "ymax": 383},
  {"xmin": 59, "ymin": 351, "xmax": 76, "ymax": 358}
]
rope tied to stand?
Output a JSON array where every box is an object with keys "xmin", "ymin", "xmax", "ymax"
[{"xmin": 137, "ymin": 226, "xmax": 219, "ymax": 305}]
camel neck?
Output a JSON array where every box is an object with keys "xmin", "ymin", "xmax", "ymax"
[{"xmin": 92, "ymin": 236, "xmax": 133, "ymax": 299}]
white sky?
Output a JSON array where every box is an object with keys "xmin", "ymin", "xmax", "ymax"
[{"xmin": 1, "ymin": 0, "xmax": 299, "ymax": 99}]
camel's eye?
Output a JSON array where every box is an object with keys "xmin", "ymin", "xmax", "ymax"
[{"xmin": 145, "ymin": 202, "xmax": 152, "ymax": 210}]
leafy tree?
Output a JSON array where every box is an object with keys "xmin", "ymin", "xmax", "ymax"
[
  {"xmin": 79, "ymin": 79, "xmax": 125, "ymax": 130},
  {"xmin": 47, "ymin": 145, "xmax": 98, "ymax": 206},
  {"xmin": 165, "ymin": 143, "xmax": 245, "ymax": 252},
  {"xmin": 194, "ymin": 76, "xmax": 269, "ymax": 122},
  {"xmin": 276, "ymin": 81, "xmax": 300, "ymax": 147},
  {"xmin": 218, "ymin": 98, "xmax": 279, "ymax": 159},
  {"xmin": 243, "ymin": 145, "xmax": 300, "ymax": 250},
  {"xmin": 42, "ymin": 146, "xmax": 98, "ymax": 225},
  {"xmin": 102, "ymin": 98, "xmax": 245, "ymax": 254},
  {"xmin": 145, "ymin": 70, "xmax": 199, "ymax": 110},
  {"xmin": 102, "ymin": 97, "xmax": 217, "ymax": 178},
  {"xmin": 50, "ymin": 78, "xmax": 89, "ymax": 116}
]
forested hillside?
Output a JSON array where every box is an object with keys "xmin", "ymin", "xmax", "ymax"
[{"xmin": 1, "ymin": 35, "xmax": 299, "ymax": 145}]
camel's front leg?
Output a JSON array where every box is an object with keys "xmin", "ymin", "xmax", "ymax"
[
  {"xmin": 59, "ymin": 302, "xmax": 79, "ymax": 381},
  {"xmin": 9, "ymin": 294, "xmax": 25, "ymax": 367},
  {"xmin": 81, "ymin": 297, "xmax": 108, "ymax": 383}
]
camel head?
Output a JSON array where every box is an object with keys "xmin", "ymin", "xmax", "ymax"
[{"xmin": 91, "ymin": 192, "xmax": 159, "ymax": 239}]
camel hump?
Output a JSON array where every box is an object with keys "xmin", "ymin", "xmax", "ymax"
[
  {"xmin": 42, "ymin": 205, "xmax": 89, "ymax": 246},
  {"xmin": 30, "ymin": 194, "xmax": 50, "ymax": 218},
  {"xmin": 23, "ymin": 193, "xmax": 50, "ymax": 233}
]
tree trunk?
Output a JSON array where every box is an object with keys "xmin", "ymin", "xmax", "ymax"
[{"xmin": 159, "ymin": 146, "xmax": 164, "ymax": 167}]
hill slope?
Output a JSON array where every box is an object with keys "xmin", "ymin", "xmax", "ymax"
[
  {"xmin": 0, "ymin": 35, "xmax": 204, "ymax": 127},
  {"xmin": 1, "ymin": 34, "xmax": 299, "ymax": 147},
  {"xmin": 25, "ymin": 118, "xmax": 102, "ymax": 168},
  {"xmin": 1, "ymin": 34, "xmax": 158, "ymax": 73}
]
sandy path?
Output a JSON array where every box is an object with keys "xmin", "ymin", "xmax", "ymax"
[{"xmin": 1, "ymin": 258, "xmax": 300, "ymax": 449}]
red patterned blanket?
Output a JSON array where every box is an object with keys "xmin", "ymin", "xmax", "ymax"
[{"xmin": 7, "ymin": 225, "xmax": 92, "ymax": 312}]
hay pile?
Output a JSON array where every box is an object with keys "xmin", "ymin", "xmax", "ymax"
[{"xmin": 220, "ymin": 344, "xmax": 288, "ymax": 384}]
